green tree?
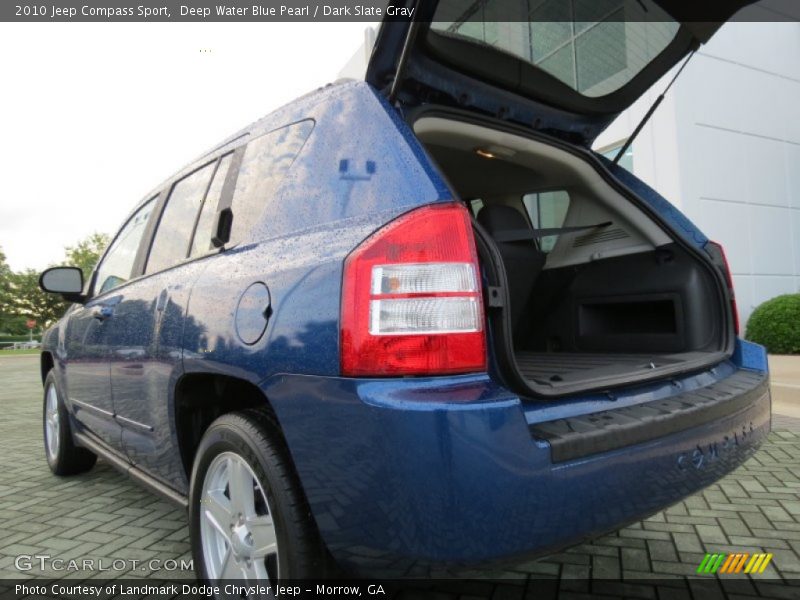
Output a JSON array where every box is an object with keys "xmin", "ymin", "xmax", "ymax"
[
  {"xmin": 0, "ymin": 247, "xmax": 11, "ymax": 310},
  {"xmin": 64, "ymin": 232, "xmax": 110, "ymax": 282},
  {"xmin": 1, "ymin": 233, "xmax": 110, "ymax": 333},
  {"xmin": 745, "ymin": 294, "xmax": 800, "ymax": 354},
  {"xmin": 0, "ymin": 247, "xmax": 21, "ymax": 334},
  {"xmin": 9, "ymin": 269, "xmax": 69, "ymax": 329}
]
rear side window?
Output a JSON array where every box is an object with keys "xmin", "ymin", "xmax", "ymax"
[
  {"xmin": 95, "ymin": 198, "xmax": 156, "ymax": 295},
  {"xmin": 146, "ymin": 162, "xmax": 216, "ymax": 274},
  {"xmin": 522, "ymin": 190, "xmax": 570, "ymax": 253},
  {"xmin": 600, "ymin": 141, "xmax": 633, "ymax": 173},
  {"xmin": 190, "ymin": 153, "xmax": 233, "ymax": 257},
  {"xmin": 228, "ymin": 120, "xmax": 314, "ymax": 244}
]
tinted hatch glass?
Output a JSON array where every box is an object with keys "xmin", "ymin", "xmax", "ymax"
[
  {"xmin": 431, "ymin": 0, "xmax": 679, "ymax": 98},
  {"xmin": 368, "ymin": 0, "xmax": 754, "ymax": 142}
]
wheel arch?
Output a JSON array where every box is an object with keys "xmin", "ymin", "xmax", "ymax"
[
  {"xmin": 173, "ymin": 372, "xmax": 282, "ymax": 481},
  {"xmin": 40, "ymin": 351, "xmax": 54, "ymax": 384}
]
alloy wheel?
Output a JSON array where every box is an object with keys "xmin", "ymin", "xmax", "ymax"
[
  {"xmin": 200, "ymin": 451, "xmax": 279, "ymax": 581},
  {"xmin": 44, "ymin": 384, "xmax": 60, "ymax": 461}
]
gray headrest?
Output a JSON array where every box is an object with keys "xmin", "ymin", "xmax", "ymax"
[{"xmin": 477, "ymin": 205, "xmax": 528, "ymax": 235}]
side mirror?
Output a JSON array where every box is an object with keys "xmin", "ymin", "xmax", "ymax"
[{"xmin": 39, "ymin": 267, "xmax": 86, "ymax": 303}]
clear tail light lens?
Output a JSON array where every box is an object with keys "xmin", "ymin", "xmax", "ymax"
[
  {"xmin": 370, "ymin": 297, "xmax": 481, "ymax": 335},
  {"xmin": 371, "ymin": 263, "xmax": 477, "ymax": 295}
]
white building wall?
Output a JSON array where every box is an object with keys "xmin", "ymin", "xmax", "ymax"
[
  {"xmin": 595, "ymin": 23, "xmax": 800, "ymax": 325},
  {"xmin": 337, "ymin": 27, "xmax": 376, "ymax": 81}
]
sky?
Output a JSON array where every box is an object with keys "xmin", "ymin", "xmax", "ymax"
[{"xmin": 0, "ymin": 22, "xmax": 375, "ymax": 272}]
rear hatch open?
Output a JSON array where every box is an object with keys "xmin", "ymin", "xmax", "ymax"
[
  {"xmin": 365, "ymin": 0, "xmax": 753, "ymax": 397},
  {"xmin": 367, "ymin": 0, "xmax": 756, "ymax": 145}
]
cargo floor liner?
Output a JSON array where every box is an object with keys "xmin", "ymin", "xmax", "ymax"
[{"xmin": 516, "ymin": 351, "xmax": 719, "ymax": 392}]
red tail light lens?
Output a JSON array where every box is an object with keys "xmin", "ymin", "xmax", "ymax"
[
  {"xmin": 340, "ymin": 203, "xmax": 487, "ymax": 376},
  {"xmin": 707, "ymin": 241, "xmax": 739, "ymax": 335}
]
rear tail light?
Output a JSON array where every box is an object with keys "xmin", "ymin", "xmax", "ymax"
[
  {"xmin": 707, "ymin": 241, "xmax": 739, "ymax": 335},
  {"xmin": 341, "ymin": 203, "xmax": 487, "ymax": 376}
]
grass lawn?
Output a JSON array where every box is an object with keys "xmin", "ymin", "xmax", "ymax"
[{"xmin": 0, "ymin": 348, "xmax": 41, "ymax": 356}]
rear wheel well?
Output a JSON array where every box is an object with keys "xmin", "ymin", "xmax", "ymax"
[
  {"xmin": 40, "ymin": 352, "xmax": 54, "ymax": 383},
  {"xmin": 174, "ymin": 374, "xmax": 280, "ymax": 480}
]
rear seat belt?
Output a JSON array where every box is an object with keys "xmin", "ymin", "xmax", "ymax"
[{"xmin": 493, "ymin": 221, "xmax": 612, "ymax": 243}]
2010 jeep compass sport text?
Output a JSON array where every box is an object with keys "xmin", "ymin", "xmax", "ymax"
[{"xmin": 38, "ymin": 0, "xmax": 770, "ymax": 581}]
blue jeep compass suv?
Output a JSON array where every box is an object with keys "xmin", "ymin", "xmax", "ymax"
[{"xmin": 38, "ymin": 0, "xmax": 770, "ymax": 581}]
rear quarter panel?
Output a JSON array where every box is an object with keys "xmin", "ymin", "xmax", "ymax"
[{"xmin": 183, "ymin": 82, "xmax": 451, "ymax": 384}]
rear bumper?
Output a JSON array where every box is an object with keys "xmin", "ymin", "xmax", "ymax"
[
  {"xmin": 530, "ymin": 368, "xmax": 768, "ymax": 463},
  {"xmin": 264, "ymin": 349, "xmax": 769, "ymax": 575}
]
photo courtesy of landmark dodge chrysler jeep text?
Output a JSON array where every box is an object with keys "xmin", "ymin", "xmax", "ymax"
[{"xmin": 38, "ymin": 0, "xmax": 770, "ymax": 582}]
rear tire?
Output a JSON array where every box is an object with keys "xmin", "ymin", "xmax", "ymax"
[
  {"xmin": 43, "ymin": 371, "xmax": 97, "ymax": 475},
  {"xmin": 189, "ymin": 410, "xmax": 326, "ymax": 581}
]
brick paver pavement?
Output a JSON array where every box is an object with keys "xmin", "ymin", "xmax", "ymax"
[{"xmin": 1, "ymin": 354, "xmax": 799, "ymax": 596}]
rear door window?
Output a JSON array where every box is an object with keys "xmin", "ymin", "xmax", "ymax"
[
  {"xmin": 228, "ymin": 120, "xmax": 314, "ymax": 244},
  {"xmin": 146, "ymin": 161, "xmax": 216, "ymax": 274},
  {"xmin": 190, "ymin": 153, "xmax": 233, "ymax": 257},
  {"xmin": 94, "ymin": 198, "xmax": 156, "ymax": 295},
  {"xmin": 522, "ymin": 190, "xmax": 570, "ymax": 253}
]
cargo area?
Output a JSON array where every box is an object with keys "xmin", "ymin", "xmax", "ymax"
[
  {"xmin": 514, "ymin": 352, "xmax": 716, "ymax": 389},
  {"xmin": 414, "ymin": 116, "xmax": 731, "ymax": 396}
]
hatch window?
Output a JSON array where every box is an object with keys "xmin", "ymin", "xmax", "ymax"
[{"xmin": 431, "ymin": 0, "xmax": 680, "ymax": 98}]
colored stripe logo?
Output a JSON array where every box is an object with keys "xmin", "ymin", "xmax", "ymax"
[{"xmin": 697, "ymin": 552, "xmax": 773, "ymax": 574}]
